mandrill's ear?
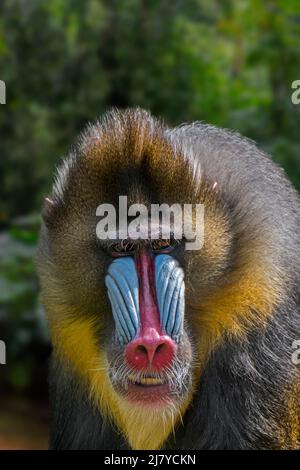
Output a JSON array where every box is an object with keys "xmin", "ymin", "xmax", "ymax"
[{"xmin": 41, "ymin": 196, "xmax": 59, "ymax": 227}]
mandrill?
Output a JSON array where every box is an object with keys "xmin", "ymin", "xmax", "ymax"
[{"xmin": 37, "ymin": 108, "xmax": 300, "ymax": 450}]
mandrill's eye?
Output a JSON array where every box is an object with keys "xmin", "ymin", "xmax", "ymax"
[
  {"xmin": 108, "ymin": 238, "xmax": 181, "ymax": 256},
  {"xmin": 110, "ymin": 240, "xmax": 135, "ymax": 257},
  {"xmin": 151, "ymin": 238, "xmax": 180, "ymax": 253}
]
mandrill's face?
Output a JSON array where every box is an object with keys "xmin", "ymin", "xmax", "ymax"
[
  {"xmin": 104, "ymin": 238, "xmax": 193, "ymax": 407},
  {"xmin": 37, "ymin": 109, "xmax": 234, "ymax": 448}
]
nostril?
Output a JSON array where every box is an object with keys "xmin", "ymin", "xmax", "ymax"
[
  {"xmin": 136, "ymin": 345, "xmax": 148, "ymax": 356},
  {"xmin": 155, "ymin": 343, "xmax": 166, "ymax": 354}
]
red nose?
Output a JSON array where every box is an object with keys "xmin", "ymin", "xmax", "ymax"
[{"xmin": 125, "ymin": 327, "xmax": 176, "ymax": 371}]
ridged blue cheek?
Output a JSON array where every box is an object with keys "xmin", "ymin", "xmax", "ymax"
[
  {"xmin": 105, "ymin": 257, "xmax": 139, "ymax": 345},
  {"xmin": 155, "ymin": 254, "xmax": 185, "ymax": 341}
]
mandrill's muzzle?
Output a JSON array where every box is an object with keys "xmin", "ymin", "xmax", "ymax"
[{"xmin": 105, "ymin": 249, "xmax": 185, "ymax": 372}]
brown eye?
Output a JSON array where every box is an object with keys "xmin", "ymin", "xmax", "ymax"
[
  {"xmin": 151, "ymin": 239, "xmax": 179, "ymax": 253},
  {"xmin": 110, "ymin": 240, "xmax": 135, "ymax": 256}
]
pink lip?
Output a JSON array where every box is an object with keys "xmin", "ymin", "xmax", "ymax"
[{"xmin": 124, "ymin": 382, "xmax": 172, "ymax": 406}]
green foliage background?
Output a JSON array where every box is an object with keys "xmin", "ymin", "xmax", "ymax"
[{"xmin": 0, "ymin": 0, "xmax": 300, "ymax": 395}]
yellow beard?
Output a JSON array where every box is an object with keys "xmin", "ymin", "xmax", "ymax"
[{"xmin": 50, "ymin": 316, "xmax": 191, "ymax": 450}]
